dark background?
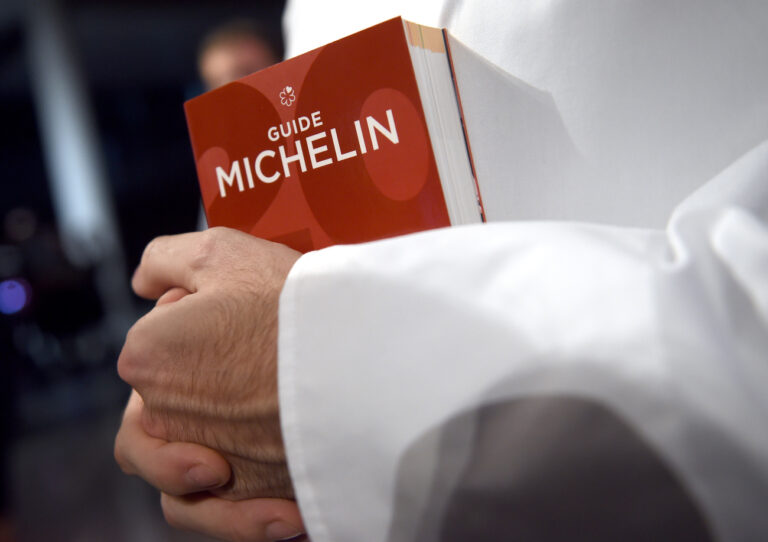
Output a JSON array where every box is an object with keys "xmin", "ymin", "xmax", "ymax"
[{"xmin": 0, "ymin": 1, "xmax": 285, "ymax": 539}]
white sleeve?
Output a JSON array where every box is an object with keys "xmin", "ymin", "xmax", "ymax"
[{"xmin": 278, "ymin": 141, "xmax": 768, "ymax": 542}]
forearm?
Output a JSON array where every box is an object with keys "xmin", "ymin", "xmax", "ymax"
[{"xmin": 278, "ymin": 143, "xmax": 768, "ymax": 542}]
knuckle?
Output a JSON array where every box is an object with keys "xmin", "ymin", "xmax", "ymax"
[
  {"xmin": 191, "ymin": 228, "xmax": 223, "ymax": 270},
  {"xmin": 140, "ymin": 405, "xmax": 166, "ymax": 439},
  {"xmin": 192, "ymin": 227, "xmax": 243, "ymax": 274},
  {"xmin": 116, "ymin": 319, "xmax": 153, "ymax": 385},
  {"xmin": 116, "ymin": 327, "xmax": 141, "ymax": 384},
  {"xmin": 140, "ymin": 235, "xmax": 167, "ymax": 267},
  {"xmin": 113, "ymin": 437, "xmax": 133, "ymax": 475},
  {"xmin": 205, "ymin": 226, "xmax": 229, "ymax": 238}
]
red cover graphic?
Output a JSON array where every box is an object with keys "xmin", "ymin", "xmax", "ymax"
[{"xmin": 185, "ymin": 17, "xmax": 450, "ymax": 252}]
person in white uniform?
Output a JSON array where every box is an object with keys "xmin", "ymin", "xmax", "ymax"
[{"xmin": 114, "ymin": 1, "xmax": 768, "ymax": 541}]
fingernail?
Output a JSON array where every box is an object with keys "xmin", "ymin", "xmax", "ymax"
[
  {"xmin": 185, "ymin": 464, "xmax": 224, "ymax": 489},
  {"xmin": 265, "ymin": 521, "xmax": 304, "ymax": 541}
]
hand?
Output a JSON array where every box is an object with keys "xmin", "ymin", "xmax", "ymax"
[
  {"xmin": 117, "ymin": 227, "xmax": 301, "ymax": 500},
  {"xmin": 115, "ymin": 390, "xmax": 306, "ymax": 541}
]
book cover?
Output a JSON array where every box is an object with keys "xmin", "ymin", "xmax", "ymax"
[{"xmin": 185, "ymin": 17, "xmax": 464, "ymax": 253}]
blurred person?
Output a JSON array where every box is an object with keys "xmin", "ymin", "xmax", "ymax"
[
  {"xmin": 195, "ymin": 19, "xmax": 281, "ymax": 231},
  {"xmin": 116, "ymin": 1, "xmax": 768, "ymax": 541},
  {"xmin": 198, "ymin": 19, "xmax": 280, "ymax": 90}
]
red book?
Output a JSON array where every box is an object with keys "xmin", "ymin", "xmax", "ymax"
[{"xmin": 185, "ymin": 17, "xmax": 483, "ymax": 253}]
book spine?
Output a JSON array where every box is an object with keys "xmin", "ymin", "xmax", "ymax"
[{"xmin": 443, "ymin": 30, "xmax": 486, "ymax": 223}]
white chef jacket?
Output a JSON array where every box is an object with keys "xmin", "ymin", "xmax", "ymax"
[{"xmin": 277, "ymin": 1, "xmax": 768, "ymax": 541}]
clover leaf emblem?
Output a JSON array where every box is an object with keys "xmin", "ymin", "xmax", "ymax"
[{"xmin": 280, "ymin": 85, "xmax": 296, "ymax": 106}]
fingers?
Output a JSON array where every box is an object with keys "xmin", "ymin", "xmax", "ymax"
[
  {"xmin": 132, "ymin": 227, "xmax": 298, "ymax": 301},
  {"xmin": 132, "ymin": 231, "xmax": 206, "ymax": 299},
  {"xmin": 161, "ymin": 493, "xmax": 306, "ymax": 542},
  {"xmin": 115, "ymin": 393, "xmax": 307, "ymax": 541},
  {"xmin": 114, "ymin": 391, "xmax": 231, "ymax": 495},
  {"xmin": 155, "ymin": 286, "xmax": 191, "ymax": 306}
]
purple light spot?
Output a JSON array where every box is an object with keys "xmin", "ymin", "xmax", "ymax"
[{"xmin": 0, "ymin": 279, "xmax": 29, "ymax": 315}]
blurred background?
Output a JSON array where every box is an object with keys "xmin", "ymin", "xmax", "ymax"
[{"xmin": 0, "ymin": 0, "xmax": 285, "ymax": 540}]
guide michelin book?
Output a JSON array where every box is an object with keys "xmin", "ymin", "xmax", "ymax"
[{"xmin": 185, "ymin": 16, "xmax": 485, "ymax": 253}]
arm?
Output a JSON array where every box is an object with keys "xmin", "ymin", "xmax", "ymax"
[
  {"xmin": 115, "ymin": 229, "xmax": 306, "ymax": 541},
  {"xmin": 279, "ymin": 142, "xmax": 768, "ymax": 542},
  {"xmin": 116, "ymin": 142, "xmax": 768, "ymax": 541}
]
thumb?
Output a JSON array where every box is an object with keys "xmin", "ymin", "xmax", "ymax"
[
  {"xmin": 115, "ymin": 390, "xmax": 231, "ymax": 495},
  {"xmin": 161, "ymin": 493, "xmax": 305, "ymax": 542}
]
